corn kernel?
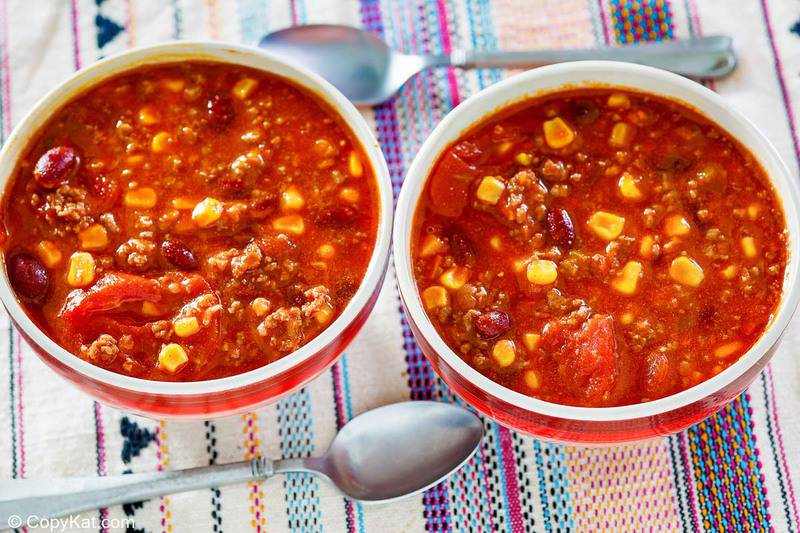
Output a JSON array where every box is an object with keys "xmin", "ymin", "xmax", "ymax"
[
  {"xmin": 124, "ymin": 187, "xmax": 158, "ymax": 209},
  {"xmin": 171, "ymin": 197, "xmax": 196, "ymax": 210},
  {"xmin": 137, "ymin": 105, "xmax": 159, "ymax": 125},
  {"xmin": 151, "ymin": 131, "xmax": 173, "ymax": 153},
  {"xmin": 664, "ymin": 214, "xmax": 691, "ymax": 237},
  {"xmin": 611, "ymin": 261, "xmax": 643, "ymax": 295},
  {"xmin": 639, "ymin": 235, "xmax": 655, "ymax": 258},
  {"xmin": 281, "ymin": 187, "xmax": 305, "ymax": 210},
  {"xmin": 272, "ymin": 214, "xmax": 305, "ymax": 236},
  {"xmin": 476, "ymin": 176, "xmax": 505, "ymax": 205},
  {"xmin": 163, "ymin": 78, "xmax": 185, "ymax": 92},
  {"xmin": 192, "ymin": 197, "xmax": 223, "ymax": 228},
  {"xmin": 620, "ymin": 312, "xmax": 634, "ymax": 325},
  {"xmin": 339, "ymin": 187, "xmax": 360, "ymax": 203},
  {"xmin": 348, "ymin": 151, "xmax": 364, "ymax": 178},
  {"xmin": 317, "ymin": 244, "xmax": 335, "ymax": 259},
  {"xmin": 607, "ymin": 93, "xmax": 631, "ymax": 108},
  {"xmin": 587, "ymin": 211, "xmax": 625, "ymax": 241},
  {"xmin": 419, "ymin": 234, "xmax": 444, "ymax": 258},
  {"xmin": 78, "ymin": 224, "xmax": 109, "ymax": 251},
  {"xmin": 522, "ymin": 333, "xmax": 541, "ymax": 353},
  {"xmin": 721, "ymin": 264, "xmax": 738, "ymax": 280},
  {"xmin": 422, "ymin": 285, "xmax": 449, "ymax": 310},
  {"xmin": 36, "ymin": 240, "xmax": 62, "ymax": 268},
  {"xmin": 669, "ymin": 256, "xmax": 704, "ymax": 287},
  {"xmin": 232, "ymin": 77, "xmax": 258, "ymax": 99},
  {"xmin": 440, "ymin": 266, "xmax": 470, "ymax": 290},
  {"xmin": 173, "ymin": 316, "xmax": 200, "ymax": 337},
  {"xmin": 67, "ymin": 252, "xmax": 96, "ymax": 287},
  {"xmin": 741, "ymin": 236, "xmax": 758, "ymax": 258},
  {"xmin": 141, "ymin": 301, "xmax": 162, "ymax": 317},
  {"xmin": 158, "ymin": 343, "xmax": 188, "ymax": 373},
  {"xmin": 543, "ymin": 117, "xmax": 575, "ymax": 149},
  {"xmin": 523, "ymin": 369, "xmax": 540, "ymax": 390},
  {"xmin": 490, "ymin": 236, "xmax": 502, "ymax": 250},
  {"xmin": 514, "ymin": 152, "xmax": 532, "ymax": 166},
  {"xmin": 496, "ymin": 141, "xmax": 514, "ymax": 157},
  {"xmin": 714, "ymin": 341, "xmax": 742, "ymax": 359},
  {"xmin": 250, "ymin": 297, "xmax": 271, "ymax": 317},
  {"xmin": 526, "ymin": 259, "xmax": 558, "ymax": 285},
  {"xmin": 315, "ymin": 303, "xmax": 335, "ymax": 325},
  {"xmin": 618, "ymin": 172, "xmax": 643, "ymax": 200},
  {"xmin": 747, "ymin": 203, "xmax": 761, "ymax": 221},
  {"xmin": 492, "ymin": 339, "xmax": 516, "ymax": 367},
  {"xmin": 609, "ymin": 122, "xmax": 636, "ymax": 148}
]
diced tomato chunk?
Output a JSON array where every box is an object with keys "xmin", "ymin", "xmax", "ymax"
[{"xmin": 545, "ymin": 313, "xmax": 618, "ymax": 404}]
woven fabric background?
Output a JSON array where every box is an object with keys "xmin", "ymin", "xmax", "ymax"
[{"xmin": 0, "ymin": 1, "xmax": 799, "ymax": 532}]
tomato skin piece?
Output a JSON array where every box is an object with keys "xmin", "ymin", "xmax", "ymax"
[
  {"xmin": 59, "ymin": 272, "xmax": 163, "ymax": 323},
  {"xmin": 427, "ymin": 151, "xmax": 477, "ymax": 218}
]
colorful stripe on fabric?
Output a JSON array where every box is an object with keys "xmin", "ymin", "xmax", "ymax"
[
  {"xmin": 331, "ymin": 358, "xmax": 365, "ymax": 533},
  {"xmin": 277, "ymin": 389, "xmax": 323, "ymax": 532},
  {"xmin": 534, "ymin": 440, "xmax": 574, "ymax": 532},
  {"xmin": 761, "ymin": 369, "xmax": 799, "ymax": 531},
  {"xmin": 204, "ymin": 420, "xmax": 224, "ymax": 533},
  {"xmin": 358, "ymin": 0, "xmax": 451, "ymax": 528},
  {"xmin": 686, "ymin": 393, "xmax": 770, "ymax": 531},
  {"xmin": 243, "ymin": 412, "xmax": 265, "ymax": 532},
  {"xmin": 155, "ymin": 421, "xmax": 173, "ymax": 533},
  {"xmin": 607, "ymin": 0, "xmax": 673, "ymax": 42}
]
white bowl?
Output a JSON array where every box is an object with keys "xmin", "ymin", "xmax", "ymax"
[
  {"xmin": 394, "ymin": 61, "xmax": 800, "ymax": 444},
  {"xmin": 0, "ymin": 41, "xmax": 393, "ymax": 418}
]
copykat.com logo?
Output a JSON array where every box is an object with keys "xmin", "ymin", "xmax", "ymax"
[{"xmin": 6, "ymin": 515, "xmax": 134, "ymax": 531}]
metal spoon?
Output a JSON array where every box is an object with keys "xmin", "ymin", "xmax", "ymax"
[
  {"xmin": 258, "ymin": 24, "xmax": 736, "ymax": 106},
  {"xmin": 0, "ymin": 401, "xmax": 483, "ymax": 525}
]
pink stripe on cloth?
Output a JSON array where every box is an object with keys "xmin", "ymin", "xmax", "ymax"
[
  {"xmin": 70, "ymin": 0, "xmax": 81, "ymax": 69},
  {"xmin": 434, "ymin": 0, "xmax": 460, "ymax": 107},
  {"xmin": 767, "ymin": 366, "xmax": 800, "ymax": 526},
  {"xmin": 759, "ymin": 0, "xmax": 800, "ymax": 165},
  {"xmin": 496, "ymin": 427, "xmax": 525, "ymax": 532},
  {"xmin": 596, "ymin": 0, "xmax": 612, "ymax": 44},
  {"xmin": 1, "ymin": 0, "xmax": 12, "ymax": 136},
  {"xmin": 15, "ymin": 333, "xmax": 25, "ymax": 479}
]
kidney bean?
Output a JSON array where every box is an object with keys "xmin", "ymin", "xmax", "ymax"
[
  {"xmin": 545, "ymin": 207, "xmax": 575, "ymax": 249},
  {"xmin": 446, "ymin": 228, "xmax": 476, "ymax": 265},
  {"xmin": 8, "ymin": 253, "xmax": 49, "ymax": 301},
  {"xmin": 314, "ymin": 205, "xmax": 357, "ymax": 228},
  {"xmin": 161, "ymin": 240, "xmax": 197, "ymax": 270},
  {"xmin": 570, "ymin": 99, "xmax": 600, "ymax": 125},
  {"xmin": 474, "ymin": 310, "xmax": 510, "ymax": 340},
  {"xmin": 33, "ymin": 146, "xmax": 79, "ymax": 189},
  {"xmin": 207, "ymin": 94, "xmax": 235, "ymax": 130}
]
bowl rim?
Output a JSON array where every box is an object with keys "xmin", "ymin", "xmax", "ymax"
[
  {"xmin": 393, "ymin": 60, "xmax": 800, "ymax": 422},
  {"xmin": 0, "ymin": 41, "xmax": 394, "ymax": 395}
]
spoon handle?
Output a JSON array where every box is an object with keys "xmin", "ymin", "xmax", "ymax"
[
  {"xmin": 438, "ymin": 36, "xmax": 735, "ymax": 79},
  {"xmin": 0, "ymin": 458, "xmax": 275, "ymax": 525}
]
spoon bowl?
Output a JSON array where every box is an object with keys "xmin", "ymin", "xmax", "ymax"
[{"xmin": 318, "ymin": 401, "xmax": 484, "ymax": 502}]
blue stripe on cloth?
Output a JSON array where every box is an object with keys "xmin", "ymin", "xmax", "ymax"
[
  {"xmin": 278, "ymin": 388, "xmax": 323, "ymax": 532},
  {"xmin": 533, "ymin": 441, "xmax": 574, "ymax": 532}
]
